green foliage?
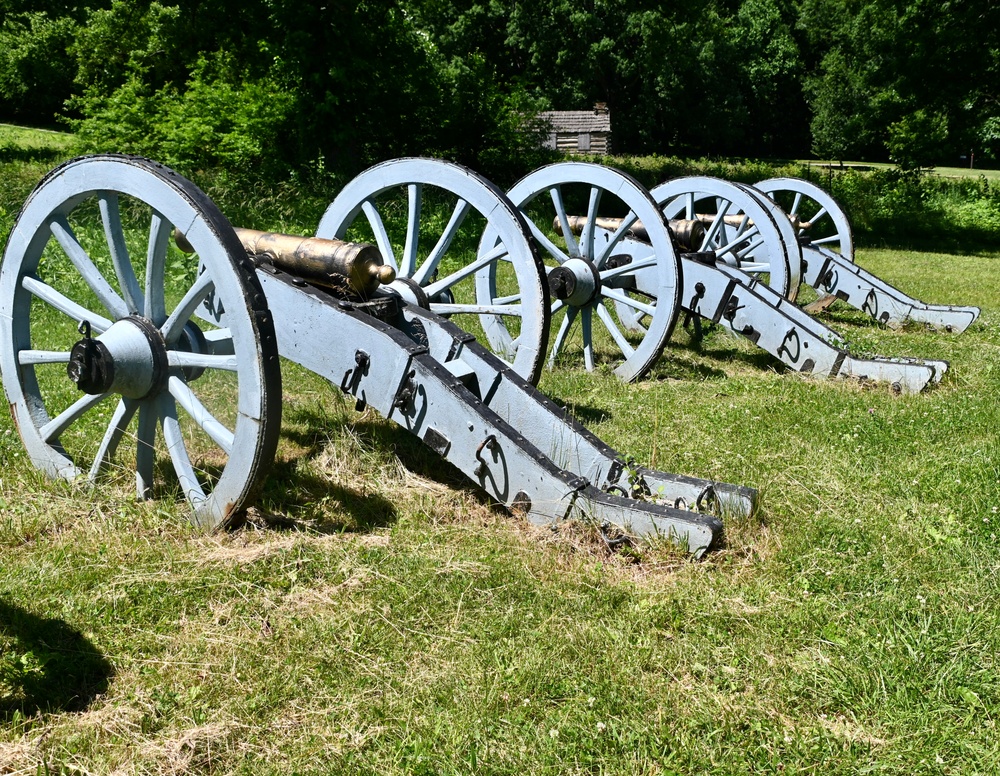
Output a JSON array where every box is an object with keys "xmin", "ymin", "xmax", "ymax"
[
  {"xmin": 68, "ymin": 0, "xmax": 443, "ymax": 178},
  {"xmin": 807, "ymin": 49, "xmax": 880, "ymax": 162},
  {"xmin": 3, "ymin": 0, "xmax": 1000, "ymax": 177},
  {"xmin": 799, "ymin": 0, "xmax": 1000, "ymax": 166},
  {"xmin": 72, "ymin": 53, "xmax": 298, "ymax": 179},
  {"xmin": 435, "ymin": 54, "xmax": 555, "ymax": 184},
  {"xmin": 886, "ymin": 109, "xmax": 950, "ymax": 170},
  {"xmin": 824, "ymin": 167, "xmax": 1000, "ymax": 250},
  {"xmin": 0, "ymin": 12, "xmax": 79, "ymax": 124}
]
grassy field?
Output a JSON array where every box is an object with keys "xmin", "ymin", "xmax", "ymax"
[
  {"xmin": 1, "ymin": 130, "xmax": 1000, "ymax": 774},
  {"xmin": 800, "ymin": 159, "xmax": 1000, "ymax": 182}
]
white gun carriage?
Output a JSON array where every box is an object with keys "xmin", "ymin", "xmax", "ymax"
[{"xmin": 0, "ymin": 155, "xmax": 756, "ymax": 556}]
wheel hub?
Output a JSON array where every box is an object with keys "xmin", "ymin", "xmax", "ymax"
[
  {"xmin": 67, "ymin": 316, "xmax": 169, "ymax": 399},
  {"xmin": 548, "ymin": 258, "xmax": 601, "ymax": 306}
]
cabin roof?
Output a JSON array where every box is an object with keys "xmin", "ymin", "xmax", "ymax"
[{"xmin": 539, "ymin": 110, "xmax": 611, "ymax": 133}]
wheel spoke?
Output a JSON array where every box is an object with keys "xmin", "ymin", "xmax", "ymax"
[
  {"xmin": 602, "ymin": 287, "xmax": 657, "ymax": 317},
  {"xmin": 401, "ymin": 183, "xmax": 422, "ymax": 277},
  {"xmin": 430, "ymin": 303, "xmax": 522, "ymax": 316},
  {"xmin": 581, "ymin": 186, "xmax": 601, "ymax": 261},
  {"xmin": 161, "ymin": 271, "xmax": 216, "ymax": 345},
  {"xmin": 423, "ymin": 243, "xmax": 508, "ymax": 299},
  {"xmin": 790, "ymin": 192, "xmax": 802, "ymax": 217},
  {"xmin": 361, "ymin": 200, "xmax": 397, "ymax": 270},
  {"xmin": 135, "ymin": 400, "xmax": 157, "ymax": 499},
  {"xmin": 811, "ymin": 235, "xmax": 840, "ymax": 246},
  {"xmin": 549, "ymin": 186, "xmax": 580, "ymax": 259},
  {"xmin": 549, "ymin": 305, "xmax": 577, "ymax": 365},
  {"xmin": 600, "ymin": 255, "xmax": 658, "ymax": 283},
  {"xmin": 88, "ymin": 397, "xmax": 139, "ymax": 480},
  {"xmin": 49, "ymin": 215, "xmax": 129, "ymax": 319},
  {"xmin": 145, "ymin": 210, "xmax": 171, "ymax": 325},
  {"xmin": 581, "ymin": 306, "xmax": 594, "ymax": 371},
  {"xmin": 167, "ymin": 351, "xmax": 239, "ymax": 371},
  {"xmin": 595, "ymin": 211, "xmax": 640, "ymax": 267},
  {"xmin": 810, "ymin": 206, "xmax": 828, "ymax": 226},
  {"xmin": 596, "ymin": 302, "xmax": 636, "ymax": 358},
  {"xmin": 701, "ymin": 199, "xmax": 731, "ymax": 249},
  {"xmin": 732, "ymin": 213, "xmax": 753, "ymax": 238},
  {"xmin": 717, "ymin": 233, "xmax": 765, "ymax": 260},
  {"xmin": 685, "ymin": 192, "xmax": 695, "ymax": 220},
  {"xmin": 38, "ymin": 392, "xmax": 109, "ymax": 444},
  {"xmin": 22, "ymin": 276, "xmax": 114, "ymax": 332},
  {"xmin": 99, "ymin": 192, "xmax": 143, "ymax": 314},
  {"xmin": 17, "ymin": 349, "xmax": 72, "ymax": 365},
  {"xmin": 160, "ymin": 394, "xmax": 208, "ymax": 505},
  {"xmin": 524, "ymin": 218, "xmax": 572, "ymax": 265},
  {"xmin": 412, "ymin": 198, "xmax": 471, "ymax": 285},
  {"xmin": 168, "ymin": 375, "xmax": 234, "ymax": 455},
  {"xmin": 491, "ymin": 292, "xmax": 522, "ymax": 305}
]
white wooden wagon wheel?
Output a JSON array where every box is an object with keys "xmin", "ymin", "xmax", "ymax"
[
  {"xmin": 492, "ymin": 162, "xmax": 683, "ymax": 383},
  {"xmin": 755, "ymin": 177, "xmax": 855, "ymax": 262},
  {"xmin": 0, "ymin": 155, "xmax": 282, "ymax": 528},
  {"xmin": 653, "ymin": 176, "xmax": 802, "ymax": 301},
  {"xmin": 316, "ymin": 158, "xmax": 550, "ymax": 385}
]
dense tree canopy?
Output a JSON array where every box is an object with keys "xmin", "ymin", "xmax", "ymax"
[{"xmin": 1, "ymin": 0, "xmax": 998, "ymax": 177}]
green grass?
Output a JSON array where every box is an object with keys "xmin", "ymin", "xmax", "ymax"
[
  {"xmin": 0, "ymin": 123, "xmax": 78, "ymax": 161},
  {"xmin": 798, "ymin": 159, "xmax": 1000, "ymax": 182},
  {"xmin": 2, "ymin": 133, "xmax": 1000, "ymax": 773}
]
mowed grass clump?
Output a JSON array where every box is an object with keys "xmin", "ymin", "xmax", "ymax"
[{"xmin": 2, "ymin": 136, "xmax": 1000, "ymax": 772}]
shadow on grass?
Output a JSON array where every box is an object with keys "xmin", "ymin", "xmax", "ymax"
[
  {"xmin": 257, "ymin": 404, "xmax": 502, "ymax": 532},
  {"xmin": 0, "ymin": 145, "xmax": 67, "ymax": 165},
  {"xmin": 660, "ymin": 334, "xmax": 780, "ymax": 377},
  {"xmin": 0, "ymin": 599, "xmax": 113, "ymax": 718},
  {"xmin": 256, "ymin": 456, "xmax": 402, "ymax": 534}
]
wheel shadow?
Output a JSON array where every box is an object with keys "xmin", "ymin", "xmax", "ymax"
[
  {"xmin": 0, "ymin": 598, "xmax": 113, "ymax": 718},
  {"xmin": 658, "ymin": 334, "xmax": 779, "ymax": 377},
  {"xmin": 256, "ymin": 402, "xmax": 499, "ymax": 532}
]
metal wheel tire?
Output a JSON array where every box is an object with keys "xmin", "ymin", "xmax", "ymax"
[
  {"xmin": 316, "ymin": 158, "xmax": 549, "ymax": 384},
  {"xmin": 653, "ymin": 176, "xmax": 801, "ymax": 301},
  {"xmin": 755, "ymin": 177, "xmax": 854, "ymax": 262},
  {"xmin": 498, "ymin": 162, "xmax": 682, "ymax": 383},
  {"xmin": 0, "ymin": 155, "xmax": 281, "ymax": 529}
]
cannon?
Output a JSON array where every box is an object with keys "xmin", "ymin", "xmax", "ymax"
[
  {"xmin": 465, "ymin": 163, "xmax": 945, "ymax": 392},
  {"xmin": 652, "ymin": 176, "xmax": 948, "ymax": 391},
  {"xmin": 0, "ymin": 155, "xmax": 754, "ymax": 555},
  {"xmin": 754, "ymin": 178, "xmax": 980, "ymax": 332}
]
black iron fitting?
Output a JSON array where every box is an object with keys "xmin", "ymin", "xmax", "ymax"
[
  {"xmin": 547, "ymin": 266, "xmax": 577, "ymax": 301},
  {"xmin": 722, "ymin": 295, "xmax": 743, "ymax": 322},
  {"xmin": 392, "ymin": 369, "xmax": 417, "ymax": 412},
  {"xmin": 605, "ymin": 253, "xmax": 632, "ymax": 271},
  {"xmin": 474, "ymin": 433, "xmax": 498, "ymax": 477},
  {"xmin": 67, "ymin": 320, "xmax": 115, "ymax": 395},
  {"xmin": 340, "ymin": 349, "xmax": 370, "ymax": 410},
  {"xmin": 567, "ymin": 475, "xmax": 589, "ymax": 491}
]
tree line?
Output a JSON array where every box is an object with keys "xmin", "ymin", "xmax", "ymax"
[{"xmin": 1, "ymin": 0, "xmax": 998, "ymax": 181}]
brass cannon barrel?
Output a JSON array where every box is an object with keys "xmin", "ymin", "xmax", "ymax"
[
  {"xmin": 175, "ymin": 228, "xmax": 395, "ymax": 297},
  {"xmin": 553, "ymin": 215, "xmax": 706, "ymax": 252}
]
